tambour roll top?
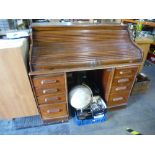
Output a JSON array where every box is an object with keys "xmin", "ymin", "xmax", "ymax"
[{"xmin": 29, "ymin": 23, "xmax": 143, "ymax": 73}]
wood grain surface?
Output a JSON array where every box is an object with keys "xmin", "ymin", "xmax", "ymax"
[
  {"xmin": 30, "ymin": 24, "xmax": 143, "ymax": 73},
  {"xmin": 0, "ymin": 39, "xmax": 38, "ymax": 119}
]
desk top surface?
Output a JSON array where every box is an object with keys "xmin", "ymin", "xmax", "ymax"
[{"xmin": 30, "ymin": 24, "xmax": 142, "ymax": 74}]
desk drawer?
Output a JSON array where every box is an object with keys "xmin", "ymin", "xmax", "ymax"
[
  {"xmin": 108, "ymin": 93, "xmax": 129, "ymax": 107},
  {"xmin": 39, "ymin": 103, "xmax": 67, "ymax": 119},
  {"xmin": 37, "ymin": 93, "xmax": 66, "ymax": 105},
  {"xmin": 34, "ymin": 85, "xmax": 65, "ymax": 96},
  {"xmin": 112, "ymin": 76, "xmax": 134, "ymax": 86},
  {"xmin": 110, "ymin": 83, "xmax": 132, "ymax": 94},
  {"xmin": 114, "ymin": 66, "xmax": 138, "ymax": 78},
  {"xmin": 32, "ymin": 74, "xmax": 65, "ymax": 88}
]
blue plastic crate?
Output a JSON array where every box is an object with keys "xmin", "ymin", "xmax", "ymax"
[{"xmin": 74, "ymin": 113, "xmax": 107, "ymax": 126}]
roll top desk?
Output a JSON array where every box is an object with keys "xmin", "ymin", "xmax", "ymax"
[{"xmin": 29, "ymin": 23, "xmax": 143, "ymax": 123}]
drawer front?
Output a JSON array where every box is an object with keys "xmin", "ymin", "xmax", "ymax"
[
  {"xmin": 114, "ymin": 66, "xmax": 138, "ymax": 78},
  {"xmin": 33, "ymin": 74, "xmax": 65, "ymax": 88},
  {"xmin": 37, "ymin": 93, "xmax": 66, "ymax": 105},
  {"xmin": 39, "ymin": 103, "xmax": 67, "ymax": 119},
  {"xmin": 108, "ymin": 93, "xmax": 129, "ymax": 107},
  {"xmin": 34, "ymin": 85, "xmax": 65, "ymax": 96},
  {"xmin": 112, "ymin": 76, "xmax": 135, "ymax": 86},
  {"xmin": 110, "ymin": 83, "xmax": 132, "ymax": 94}
]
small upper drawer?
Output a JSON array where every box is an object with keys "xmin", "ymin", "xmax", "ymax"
[
  {"xmin": 39, "ymin": 103, "xmax": 67, "ymax": 120},
  {"xmin": 32, "ymin": 74, "xmax": 65, "ymax": 88},
  {"xmin": 37, "ymin": 93, "xmax": 66, "ymax": 105},
  {"xmin": 34, "ymin": 85, "xmax": 66, "ymax": 96},
  {"xmin": 114, "ymin": 66, "xmax": 138, "ymax": 78}
]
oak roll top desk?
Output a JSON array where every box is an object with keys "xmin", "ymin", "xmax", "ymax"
[{"xmin": 29, "ymin": 23, "xmax": 143, "ymax": 123}]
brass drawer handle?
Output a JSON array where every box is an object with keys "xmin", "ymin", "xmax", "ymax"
[
  {"xmin": 41, "ymin": 79, "xmax": 57, "ymax": 85},
  {"xmin": 47, "ymin": 109, "xmax": 61, "ymax": 113},
  {"xmin": 115, "ymin": 86, "xmax": 127, "ymax": 91},
  {"xmin": 119, "ymin": 70, "xmax": 132, "ymax": 75},
  {"xmin": 43, "ymin": 88, "xmax": 58, "ymax": 94},
  {"xmin": 118, "ymin": 78, "xmax": 129, "ymax": 83},
  {"xmin": 45, "ymin": 97, "xmax": 59, "ymax": 103},
  {"xmin": 113, "ymin": 97, "xmax": 123, "ymax": 101}
]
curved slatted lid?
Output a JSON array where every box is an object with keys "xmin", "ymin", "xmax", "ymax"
[{"xmin": 30, "ymin": 24, "xmax": 142, "ymax": 72}]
